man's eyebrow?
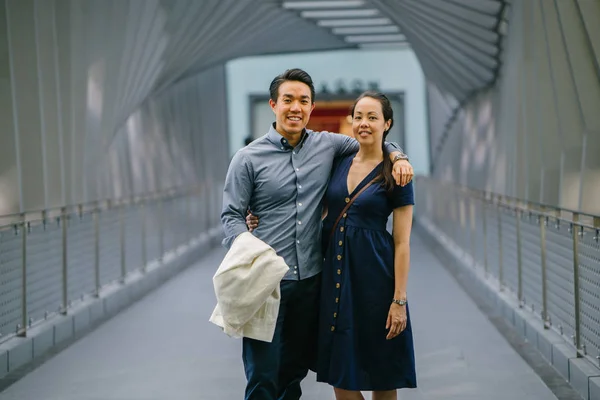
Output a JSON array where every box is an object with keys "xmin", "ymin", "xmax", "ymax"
[{"xmin": 282, "ymin": 94, "xmax": 310, "ymax": 99}]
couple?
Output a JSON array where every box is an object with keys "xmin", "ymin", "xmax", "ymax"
[{"xmin": 221, "ymin": 68, "xmax": 416, "ymax": 400}]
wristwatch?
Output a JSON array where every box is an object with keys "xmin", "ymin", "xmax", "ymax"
[
  {"xmin": 392, "ymin": 153, "xmax": 409, "ymax": 163},
  {"xmin": 392, "ymin": 298, "xmax": 407, "ymax": 306}
]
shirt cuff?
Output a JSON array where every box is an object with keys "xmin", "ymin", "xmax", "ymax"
[{"xmin": 221, "ymin": 225, "xmax": 249, "ymax": 249}]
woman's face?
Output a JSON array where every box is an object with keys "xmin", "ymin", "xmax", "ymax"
[{"xmin": 352, "ymin": 96, "xmax": 391, "ymax": 147}]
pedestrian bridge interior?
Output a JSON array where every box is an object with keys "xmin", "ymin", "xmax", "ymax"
[{"xmin": 0, "ymin": 0, "xmax": 599, "ymax": 399}]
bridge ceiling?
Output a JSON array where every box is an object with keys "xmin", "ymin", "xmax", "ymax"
[{"xmin": 158, "ymin": 0, "xmax": 507, "ymax": 103}]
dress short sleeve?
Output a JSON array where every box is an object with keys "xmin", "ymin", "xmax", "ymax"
[{"xmin": 391, "ymin": 180, "xmax": 415, "ymax": 209}]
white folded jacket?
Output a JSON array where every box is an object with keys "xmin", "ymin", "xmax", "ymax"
[{"xmin": 209, "ymin": 232, "xmax": 289, "ymax": 342}]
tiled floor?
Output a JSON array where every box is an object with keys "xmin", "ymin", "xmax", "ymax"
[{"xmin": 0, "ymin": 234, "xmax": 559, "ymax": 400}]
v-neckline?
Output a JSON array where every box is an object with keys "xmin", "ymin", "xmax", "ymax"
[{"xmin": 345, "ymin": 155, "xmax": 382, "ymax": 196}]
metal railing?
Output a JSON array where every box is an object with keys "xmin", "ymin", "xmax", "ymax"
[
  {"xmin": 414, "ymin": 176, "xmax": 600, "ymax": 368},
  {"xmin": 0, "ymin": 185, "xmax": 219, "ymax": 343}
]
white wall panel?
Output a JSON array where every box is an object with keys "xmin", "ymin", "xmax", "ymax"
[{"xmin": 429, "ymin": 0, "xmax": 600, "ymax": 215}]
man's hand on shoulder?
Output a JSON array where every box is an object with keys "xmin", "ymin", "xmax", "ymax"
[{"xmin": 392, "ymin": 158, "xmax": 414, "ymax": 187}]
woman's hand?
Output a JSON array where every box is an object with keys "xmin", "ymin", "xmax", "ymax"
[
  {"xmin": 246, "ymin": 211, "xmax": 259, "ymax": 232},
  {"xmin": 385, "ymin": 303, "xmax": 407, "ymax": 340}
]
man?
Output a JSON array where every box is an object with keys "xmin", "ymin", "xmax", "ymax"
[{"xmin": 221, "ymin": 68, "xmax": 413, "ymax": 400}]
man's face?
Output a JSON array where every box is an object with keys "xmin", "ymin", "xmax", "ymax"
[{"xmin": 269, "ymin": 81, "xmax": 315, "ymax": 137}]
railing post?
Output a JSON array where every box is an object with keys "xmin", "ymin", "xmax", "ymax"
[
  {"xmin": 482, "ymin": 197, "xmax": 489, "ymax": 277},
  {"xmin": 497, "ymin": 200, "xmax": 504, "ymax": 291},
  {"xmin": 470, "ymin": 198, "xmax": 476, "ymax": 264},
  {"xmin": 539, "ymin": 208, "xmax": 549, "ymax": 328},
  {"xmin": 18, "ymin": 218, "xmax": 27, "ymax": 337},
  {"xmin": 61, "ymin": 207, "xmax": 68, "ymax": 314},
  {"xmin": 119, "ymin": 202, "xmax": 126, "ymax": 283},
  {"xmin": 187, "ymin": 193, "xmax": 193, "ymax": 244},
  {"xmin": 159, "ymin": 197, "xmax": 165, "ymax": 262},
  {"xmin": 571, "ymin": 213, "xmax": 581, "ymax": 354},
  {"xmin": 141, "ymin": 201, "xmax": 147, "ymax": 272},
  {"xmin": 516, "ymin": 208, "xmax": 524, "ymax": 307},
  {"xmin": 94, "ymin": 204, "xmax": 100, "ymax": 297}
]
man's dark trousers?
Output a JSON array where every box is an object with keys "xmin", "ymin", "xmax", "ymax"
[{"xmin": 242, "ymin": 273, "xmax": 321, "ymax": 400}]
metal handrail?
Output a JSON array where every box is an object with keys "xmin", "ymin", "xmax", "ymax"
[
  {"xmin": 415, "ymin": 175, "xmax": 600, "ymax": 368},
  {"xmin": 0, "ymin": 185, "xmax": 203, "ymax": 229},
  {"xmin": 426, "ymin": 180, "xmax": 600, "ymax": 229},
  {"xmin": 0, "ymin": 183, "xmax": 209, "ymax": 343}
]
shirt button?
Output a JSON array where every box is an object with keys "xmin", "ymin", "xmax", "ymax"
[
  {"xmin": 333, "ymin": 313, "xmax": 337, "ymax": 318},
  {"xmin": 293, "ymin": 271, "xmax": 297, "ymax": 274},
  {"xmin": 336, "ymin": 283, "xmax": 340, "ymax": 288},
  {"xmin": 343, "ymin": 213, "xmax": 347, "ymax": 218},
  {"xmin": 297, "ymin": 240, "xmax": 300, "ymax": 244},
  {"xmin": 340, "ymin": 227, "xmax": 344, "ymax": 232},
  {"xmin": 294, "ymin": 266, "xmax": 298, "ymax": 269},
  {"xmin": 338, "ymin": 241, "xmax": 343, "ymax": 246},
  {"xmin": 345, "ymin": 197, "xmax": 350, "ymax": 203},
  {"xmin": 298, "ymin": 202, "xmax": 303, "ymax": 206},
  {"xmin": 337, "ymin": 255, "xmax": 342, "ymax": 260},
  {"xmin": 331, "ymin": 326, "xmax": 335, "ymax": 332},
  {"xmin": 336, "ymin": 297, "xmax": 339, "ymax": 303},
  {"xmin": 298, "ymin": 185, "xmax": 302, "ymax": 189},
  {"xmin": 298, "ymin": 221, "xmax": 302, "ymax": 225},
  {"xmin": 293, "ymin": 151, "xmax": 297, "ymax": 155},
  {"xmin": 296, "ymin": 168, "xmax": 299, "ymax": 171},
  {"xmin": 337, "ymin": 269, "xmax": 341, "ymax": 275},
  {"xmin": 281, "ymin": 146, "xmax": 284, "ymax": 150}
]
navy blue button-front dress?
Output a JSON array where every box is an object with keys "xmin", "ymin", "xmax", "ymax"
[{"xmin": 316, "ymin": 153, "xmax": 417, "ymax": 391}]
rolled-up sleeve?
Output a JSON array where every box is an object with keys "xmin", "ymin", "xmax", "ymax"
[{"xmin": 221, "ymin": 151, "xmax": 254, "ymax": 249}]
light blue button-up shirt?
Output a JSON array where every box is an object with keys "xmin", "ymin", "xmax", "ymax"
[{"xmin": 221, "ymin": 124, "xmax": 400, "ymax": 280}]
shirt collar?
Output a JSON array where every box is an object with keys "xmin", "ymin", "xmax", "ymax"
[{"xmin": 267, "ymin": 123, "xmax": 310, "ymax": 151}]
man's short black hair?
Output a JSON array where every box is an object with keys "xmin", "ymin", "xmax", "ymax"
[{"xmin": 269, "ymin": 68, "xmax": 315, "ymax": 104}]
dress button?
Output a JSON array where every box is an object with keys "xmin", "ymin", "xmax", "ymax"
[
  {"xmin": 331, "ymin": 326, "xmax": 335, "ymax": 332},
  {"xmin": 333, "ymin": 313, "xmax": 337, "ymax": 318},
  {"xmin": 345, "ymin": 197, "xmax": 350, "ymax": 203},
  {"xmin": 337, "ymin": 269, "xmax": 341, "ymax": 275},
  {"xmin": 343, "ymin": 213, "xmax": 347, "ymax": 218},
  {"xmin": 338, "ymin": 241, "xmax": 343, "ymax": 246},
  {"xmin": 340, "ymin": 227, "xmax": 344, "ymax": 232},
  {"xmin": 337, "ymin": 255, "xmax": 342, "ymax": 260},
  {"xmin": 336, "ymin": 283, "xmax": 340, "ymax": 288},
  {"xmin": 335, "ymin": 297, "xmax": 339, "ymax": 303}
]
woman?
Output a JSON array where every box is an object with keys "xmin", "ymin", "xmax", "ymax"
[{"xmin": 318, "ymin": 91, "xmax": 416, "ymax": 399}]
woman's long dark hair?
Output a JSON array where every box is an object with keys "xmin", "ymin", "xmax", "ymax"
[{"xmin": 350, "ymin": 91, "xmax": 395, "ymax": 193}]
